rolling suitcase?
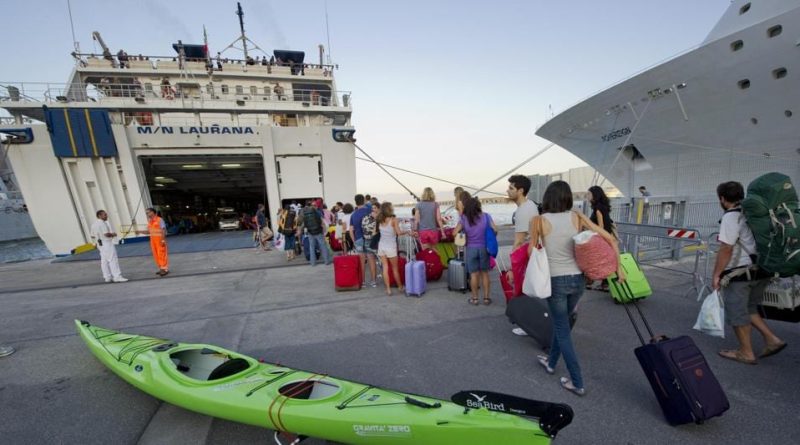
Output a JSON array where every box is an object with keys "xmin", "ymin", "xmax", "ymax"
[
  {"xmin": 619, "ymin": 283, "xmax": 729, "ymax": 425},
  {"xmin": 608, "ymin": 253, "xmax": 652, "ymax": 303},
  {"xmin": 505, "ymin": 297, "xmax": 576, "ymax": 350},
  {"xmin": 447, "ymin": 252, "xmax": 469, "ymax": 293},
  {"xmin": 389, "ymin": 256, "xmax": 407, "ymax": 288},
  {"xmin": 416, "ymin": 248, "xmax": 444, "ymax": 281},
  {"xmin": 334, "ymin": 253, "xmax": 362, "ymax": 291}
]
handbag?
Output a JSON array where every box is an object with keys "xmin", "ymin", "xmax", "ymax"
[
  {"xmin": 693, "ymin": 290, "xmax": 725, "ymax": 338},
  {"xmin": 369, "ymin": 231, "xmax": 381, "ymax": 250},
  {"xmin": 573, "ymin": 230, "xmax": 617, "ymax": 280},
  {"xmin": 522, "ymin": 216, "xmax": 551, "ymax": 298},
  {"xmin": 484, "ymin": 213, "xmax": 498, "ymax": 257},
  {"xmin": 454, "ymin": 232, "xmax": 466, "ymax": 247}
]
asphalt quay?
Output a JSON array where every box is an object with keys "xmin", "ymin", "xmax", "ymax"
[{"xmin": 0, "ymin": 229, "xmax": 798, "ymax": 445}]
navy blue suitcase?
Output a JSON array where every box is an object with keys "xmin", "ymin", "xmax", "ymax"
[{"xmin": 622, "ymin": 298, "xmax": 729, "ymax": 425}]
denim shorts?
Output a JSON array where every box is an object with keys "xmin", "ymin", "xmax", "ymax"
[
  {"xmin": 354, "ymin": 237, "xmax": 376, "ymax": 255},
  {"xmin": 465, "ymin": 246, "xmax": 490, "ymax": 274}
]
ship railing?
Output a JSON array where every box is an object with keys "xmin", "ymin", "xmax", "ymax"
[
  {"xmin": 0, "ymin": 81, "xmax": 352, "ymax": 109},
  {"xmin": 73, "ymin": 53, "xmax": 337, "ymax": 76}
]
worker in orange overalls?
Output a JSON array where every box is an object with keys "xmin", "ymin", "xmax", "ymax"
[{"xmin": 137, "ymin": 207, "xmax": 169, "ymax": 276}]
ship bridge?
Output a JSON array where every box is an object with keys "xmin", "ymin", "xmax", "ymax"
[{"xmin": 0, "ymin": 48, "xmax": 357, "ymax": 255}]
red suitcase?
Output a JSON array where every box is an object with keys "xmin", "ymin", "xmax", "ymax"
[
  {"xmin": 334, "ymin": 254, "xmax": 362, "ymax": 291},
  {"xmin": 416, "ymin": 248, "xmax": 444, "ymax": 281},
  {"xmin": 389, "ymin": 256, "xmax": 407, "ymax": 287}
]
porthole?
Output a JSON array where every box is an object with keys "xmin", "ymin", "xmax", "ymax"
[
  {"xmin": 773, "ymin": 67, "xmax": 787, "ymax": 79},
  {"xmin": 751, "ymin": 117, "xmax": 758, "ymax": 125},
  {"xmin": 768, "ymin": 25, "xmax": 782, "ymax": 38},
  {"xmin": 786, "ymin": 110, "xmax": 793, "ymax": 118},
  {"xmin": 739, "ymin": 3, "xmax": 751, "ymax": 14},
  {"xmin": 738, "ymin": 79, "xmax": 751, "ymax": 89},
  {"xmin": 730, "ymin": 40, "xmax": 744, "ymax": 51}
]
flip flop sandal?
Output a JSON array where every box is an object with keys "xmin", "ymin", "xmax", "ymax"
[
  {"xmin": 468, "ymin": 297, "xmax": 479, "ymax": 305},
  {"xmin": 759, "ymin": 342, "xmax": 787, "ymax": 358},
  {"xmin": 718, "ymin": 349, "xmax": 757, "ymax": 365},
  {"xmin": 483, "ymin": 298, "xmax": 492, "ymax": 305},
  {"xmin": 537, "ymin": 355, "xmax": 554, "ymax": 375}
]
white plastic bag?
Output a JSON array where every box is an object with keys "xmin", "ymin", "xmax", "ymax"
[
  {"xmin": 693, "ymin": 290, "xmax": 725, "ymax": 338},
  {"xmin": 273, "ymin": 232, "xmax": 285, "ymax": 250},
  {"xmin": 522, "ymin": 245, "xmax": 551, "ymax": 298}
]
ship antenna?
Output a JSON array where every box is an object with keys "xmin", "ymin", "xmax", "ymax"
[
  {"xmin": 237, "ymin": 2, "xmax": 248, "ymax": 60},
  {"xmin": 66, "ymin": 0, "xmax": 80, "ymax": 53},
  {"xmin": 324, "ymin": 0, "xmax": 332, "ymax": 64}
]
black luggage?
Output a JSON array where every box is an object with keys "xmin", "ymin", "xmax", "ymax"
[
  {"xmin": 505, "ymin": 297, "xmax": 576, "ymax": 351},
  {"xmin": 619, "ymin": 283, "xmax": 729, "ymax": 425}
]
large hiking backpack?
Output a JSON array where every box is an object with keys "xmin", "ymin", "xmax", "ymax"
[
  {"xmin": 302, "ymin": 206, "xmax": 323, "ymax": 235},
  {"xmin": 742, "ymin": 172, "xmax": 800, "ymax": 277},
  {"xmin": 281, "ymin": 210, "xmax": 296, "ymax": 236}
]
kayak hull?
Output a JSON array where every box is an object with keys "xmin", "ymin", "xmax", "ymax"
[{"xmin": 75, "ymin": 320, "xmax": 553, "ymax": 445}]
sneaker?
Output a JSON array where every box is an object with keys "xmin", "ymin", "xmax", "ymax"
[
  {"xmin": 512, "ymin": 327, "xmax": 528, "ymax": 336},
  {"xmin": 559, "ymin": 377, "xmax": 586, "ymax": 396},
  {"xmin": 104, "ymin": 278, "xmax": 112, "ymax": 283},
  {"xmin": 113, "ymin": 277, "xmax": 129, "ymax": 283},
  {"xmin": 370, "ymin": 281, "xmax": 377, "ymax": 288}
]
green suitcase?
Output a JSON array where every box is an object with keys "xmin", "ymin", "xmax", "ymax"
[
  {"xmin": 434, "ymin": 242, "xmax": 458, "ymax": 269},
  {"xmin": 607, "ymin": 253, "xmax": 652, "ymax": 303}
]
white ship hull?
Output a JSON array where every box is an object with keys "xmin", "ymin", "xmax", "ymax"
[{"xmin": 536, "ymin": 0, "xmax": 800, "ymax": 198}]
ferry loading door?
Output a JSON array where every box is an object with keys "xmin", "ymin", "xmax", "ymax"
[{"xmin": 275, "ymin": 155, "xmax": 323, "ymax": 201}]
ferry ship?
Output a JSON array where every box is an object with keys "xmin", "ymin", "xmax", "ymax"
[
  {"xmin": 0, "ymin": 6, "xmax": 355, "ymax": 256},
  {"xmin": 536, "ymin": 0, "xmax": 800, "ymax": 199}
]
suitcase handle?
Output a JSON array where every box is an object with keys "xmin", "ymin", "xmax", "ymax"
[{"xmin": 611, "ymin": 277, "xmax": 658, "ymax": 346}]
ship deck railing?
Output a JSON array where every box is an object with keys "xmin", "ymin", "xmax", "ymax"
[
  {"xmin": 72, "ymin": 53, "xmax": 337, "ymax": 77},
  {"xmin": 0, "ymin": 82, "xmax": 352, "ymax": 109}
]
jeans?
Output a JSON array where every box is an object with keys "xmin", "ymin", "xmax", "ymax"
[
  {"xmin": 547, "ymin": 273, "xmax": 585, "ymax": 388},
  {"xmin": 308, "ymin": 233, "xmax": 331, "ymax": 266}
]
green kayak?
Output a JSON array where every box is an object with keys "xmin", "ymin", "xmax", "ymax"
[{"xmin": 76, "ymin": 320, "xmax": 572, "ymax": 444}]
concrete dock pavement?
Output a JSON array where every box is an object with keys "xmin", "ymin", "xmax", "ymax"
[{"xmin": 0, "ymin": 231, "xmax": 798, "ymax": 444}]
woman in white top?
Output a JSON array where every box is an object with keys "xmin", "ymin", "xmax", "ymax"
[
  {"xmin": 338, "ymin": 203, "xmax": 354, "ymax": 251},
  {"xmin": 529, "ymin": 180, "xmax": 624, "ymax": 396},
  {"xmin": 376, "ymin": 202, "xmax": 412, "ymax": 295}
]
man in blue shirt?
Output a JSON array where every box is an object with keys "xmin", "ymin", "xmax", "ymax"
[{"xmin": 349, "ymin": 194, "xmax": 377, "ymax": 286}]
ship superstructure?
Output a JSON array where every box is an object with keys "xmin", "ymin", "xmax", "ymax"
[
  {"xmin": 536, "ymin": 0, "xmax": 800, "ymax": 199},
  {"xmin": 0, "ymin": 22, "xmax": 355, "ymax": 255}
]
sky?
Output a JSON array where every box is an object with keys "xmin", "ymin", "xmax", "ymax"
[{"xmin": 0, "ymin": 0, "xmax": 732, "ymax": 203}]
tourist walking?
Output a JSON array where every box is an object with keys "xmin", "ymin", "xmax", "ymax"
[
  {"xmin": 91, "ymin": 210, "xmax": 128, "ymax": 283},
  {"xmin": 298, "ymin": 200, "xmax": 331, "ymax": 266},
  {"xmin": 415, "ymin": 187, "xmax": 445, "ymax": 250},
  {"xmin": 279, "ymin": 205, "xmax": 298, "ymax": 261},
  {"xmin": 452, "ymin": 196, "xmax": 497, "ymax": 305},
  {"xmin": 713, "ymin": 181, "xmax": 786, "ymax": 365},
  {"xmin": 137, "ymin": 208, "xmax": 169, "ymax": 276},
  {"xmin": 376, "ymin": 202, "xmax": 412, "ymax": 295},
  {"xmin": 507, "ymin": 174, "xmax": 538, "ymax": 335},
  {"xmin": 533, "ymin": 180, "xmax": 623, "ymax": 396},
  {"xmin": 255, "ymin": 204, "xmax": 272, "ymax": 251}
]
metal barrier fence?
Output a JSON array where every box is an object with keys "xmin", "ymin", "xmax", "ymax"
[
  {"xmin": 614, "ymin": 222, "xmax": 706, "ymax": 299},
  {"xmin": 609, "ymin": 199, "xmax": 720, "ymax": 239}
]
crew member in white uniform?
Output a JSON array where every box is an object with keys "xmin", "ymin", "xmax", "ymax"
[{"xmin": 91, "ymin": 210, "xmax": 128, "ymax": 283}]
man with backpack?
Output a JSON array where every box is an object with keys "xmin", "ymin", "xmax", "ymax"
[
  {"xmin": 713, "ymin": 181, "xmax": 786, "ymax": 365},
  {"xmin": 298, "ymin": 199, "xmax": 331, "ymax": 266}
]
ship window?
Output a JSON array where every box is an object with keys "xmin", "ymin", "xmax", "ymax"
[
  {"xmin": 235, "ymin": 85, "xmax": 244, "ymax": 95},
  {"xmin": 738, "ymin": 79, "xmax": 751, "ymax": 89},
  {"xmin": 730, "ymin": 40, "xmax": 743, "ymax": 51},
  {"xmin": 772, "ymin": 67, "xmax": 787, "ymax": 79},
  {"xmin": 250, "ymin": 86, "xmax": 258, "ymax": 96},
  {"xmin": 206, "ymin": 84, "xmax": 214, "ymax": 95},
  {"xmin": 739, "ymin": 3, "xmax": 751, "ymax": 14},
  {"xmin": 144, "ymin": 83, "xmax": 153, "ymax": 94},
  {"xmin": 221, "ymin": 84, "xmax": 229, "ymax": 94},
  {"xmin": 785, "ymin": 110, "xmax": 793, "ymax": 118},
  {"xmin": 263, "ymin": 86, "xmax": 270, "ymax": 96},
  {"xmin": 767, "ymin": 25, "xmax": 782, "ymax": 38}
]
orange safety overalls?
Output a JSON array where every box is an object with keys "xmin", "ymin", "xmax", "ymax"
[{"xmin": 148, "ymin": 216, "xmax": 169, "ymax": 271}]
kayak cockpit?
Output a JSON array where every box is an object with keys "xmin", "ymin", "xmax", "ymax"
[
  {"xmin": 278, "ymin": 380, "xmax": 341, "ymax": 400},
  {"xmin": 169, "ymin": 348, "xmax": 254, "ymax": 381}
]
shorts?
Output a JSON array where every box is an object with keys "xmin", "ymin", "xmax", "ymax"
[
  {"xmin": 284, "ymin": 234, "xmax": 296, "ymax": 251},
  {"xmin": 724, "ymin": 278, "xmax": 767, "ymax": 326},
  {"xmin": 354, "ymin": 238, "xmax": 376, "ymax": 256},
  {"xmin": 419, "ymin": 229, "xmax": 440, "ymax": 245},
  {"xmin": 261, "ymin": 227, "xmax": 273, "ymax": 239},
  {"xmin": 465, "ymin": 246, "xmax": 490, "ymax": 274},
  {"xmin": 378, "ymin": 244, "xmax": 398, "ymax": 258}
]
